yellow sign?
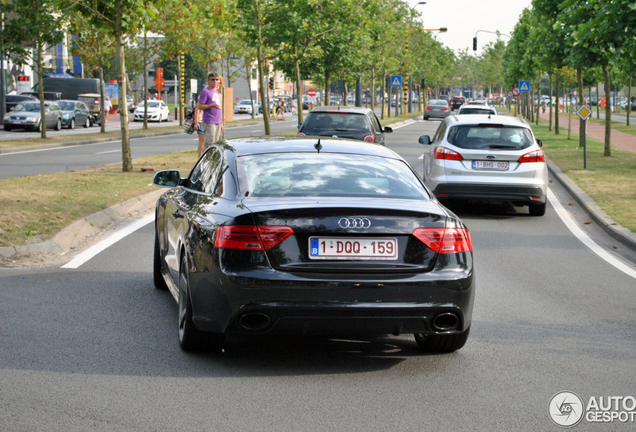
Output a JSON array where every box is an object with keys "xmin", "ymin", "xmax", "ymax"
[{"xmin": 576, "ymin": 105, "xmax": 592, "ymax": 120}]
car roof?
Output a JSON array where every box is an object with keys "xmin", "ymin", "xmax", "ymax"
[
  {"xmin": 445, "ymin": 114, "xmax": 530, "ymax": 127},
  {"xmin": 218, "ymin": 137, "xmax": 400, "ymax": 159},
  {"xmin": 308, "ymin": 106, "xmax": 374, "ymax": 115}
]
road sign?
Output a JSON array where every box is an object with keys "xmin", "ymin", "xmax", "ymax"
[
  {"xmin": 308, "ymin": 88, "xmax": 316, "ymax": 97},
  {"xmin": 512, "ymin": 87, "xmax": 520, "ymax": 97},
  {"xmin": 576, "ymin": 105, "xmax": 592, "ymax": 121},
  {"xmin": 390, "ymin": 75, "xmax": 403, "ymax": 87},
  {"xmin": 507, "ymin": 90, "xmax": 513, "ymax": 98},
  {"xmin": 519, "ymin": 80, "xmax": 531, "ymax": 92},
  {"xmin": 163, "ymin": 80, "xmax": 177, "ymax": 86},
  {"xmin": 154, "ymin": 77, "xmax": 165, "ymax": 91}
]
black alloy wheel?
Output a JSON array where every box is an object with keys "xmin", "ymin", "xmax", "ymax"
[
  {"xmin": 177, "ymin": 253, "xmax": 224, "ymax": 352},
  {"xmin": 414, "ymin": 327, "xmax": 470, "ymax": 353}
]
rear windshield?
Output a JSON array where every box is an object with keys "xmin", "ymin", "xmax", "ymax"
[
  {"xmin": 301, "ymin": 112, "xmax": 370, "ymax": 133},
  {"xmin": 458, "ymin": 108, "xmax": 495, "ymax": 115},
  {"xmin": 58, "ymin": 101, "xmax": 75, "ymax": 110},
  {"xmin": 428, "ymin": 100, "xmax": 447, "ymax": 107},
  {"xmin": 237, "ymin": 153, "xmax": 429, "ymax": 200},
  {"xmin": 447, "ymin": 125, "xmax": 534, "ymax": 150}
]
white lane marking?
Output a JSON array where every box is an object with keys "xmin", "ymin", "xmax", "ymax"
[
  {"xmin": 95, "ymin": 149, "xmax": 120, "ymax": 155},
  {"xmin": 61, "ymin": 214, "xmax": 154, "ymax": 269},
  {"xmin": 548, "ymin": 188, "xmax": 636, "ymax": 279}
]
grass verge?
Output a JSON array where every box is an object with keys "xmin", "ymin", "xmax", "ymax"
[
  {"xmin": 531, "ymin": 122, "xmax": 636, "ymax": 232},
  {"xmin": 0, "ymin": 149, "xmax": 199, "ymax": 247}
]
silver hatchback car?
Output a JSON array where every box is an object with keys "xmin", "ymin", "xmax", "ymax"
[{"xmin": 419, "ymin": 115, "xmax": 548, "ymax": 216}]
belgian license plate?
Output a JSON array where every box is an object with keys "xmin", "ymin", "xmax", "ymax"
[
  {"xmin": 309, "ymin": 237, "xmax": 398, "ymax": 260},
  {"xmin": 473, "ymin": 160, "xmax": 509, "ymax": 171}
]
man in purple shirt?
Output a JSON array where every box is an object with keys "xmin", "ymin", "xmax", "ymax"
[{"xmin": 196, "ymin": 72, "xmax": 223, "ymax": 155}]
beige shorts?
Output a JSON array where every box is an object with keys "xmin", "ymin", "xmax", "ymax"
[{"xmin": 203, "ymin": 123, "xmax": 222, "ymax": 147}]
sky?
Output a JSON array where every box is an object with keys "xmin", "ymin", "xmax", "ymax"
[{"xmin": 409, "ymin": 0, "xmax": 533, "ymax": 55}]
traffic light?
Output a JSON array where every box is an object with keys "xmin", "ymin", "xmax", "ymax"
[
  {"xmin": 473, "ymin": 37, "xmax": 477, "ymax": 51},
  {"xmin": 18, "ymin": 76, "xmax": 30, "ymax": 82},
  {"xmin": 268, "ymin": 77, "xmax": 273, "ymax": 90}
]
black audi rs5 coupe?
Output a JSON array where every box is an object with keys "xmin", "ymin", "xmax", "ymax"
[{"xmin": 153, "ymin": 137, "xmax": 475, "ymax": 353}]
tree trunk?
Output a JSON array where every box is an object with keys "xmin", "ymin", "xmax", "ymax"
[
  {"xmin": 36, "ymin": 41, "xmax": 46, "ymax": 139},
  {"xmin": 548, "ymin": 72, "xmax": 553, "ymax": 131},
  {"xmin": 324, "ymin": 70, "xmax": 330, "ymax": 107},
  {"xmin": 143, "ymin": 31, "xmax": 148, "ymax": 129},
  {"xmin": 370, "ymin": 68, "xmax": 375, "ymax": 111},
  {"xmin": 554, "ymin": 74, "xmax": 560, "ymax": 135},
  {"xmin": 294, "ymin": 55, "xmax": 303, "ymax": 126},
  {"xmin": 246, "ymin": 64, "xmax": 255, "ymax": 119},
  {"xmin": 115, "ymin": 5, "xmax": 132, "ymax": 172},
  {"xmin": 253, "ymin": 0, "xmax": 270, "ymax": 135},
  {"xmin": 596, "ymin": 83, "xmax": 600, "ymax": 118},
  {"xmin": 380, "ymin": 73, "xmax": 386, "ymax": 119},
  {"xmin": 602, "ymin": 64, "xmax": 611, "ymax": 157},
  {"xmin": 627, "ymin": 76, "xmax": 631, "ymax": 127},
  {"xmin": 567, "ymin": 86, "xmax": 572, "ymax": 140},
  {"xmin": 99, "ymin": 67, "xmax": 106, "ymax": 133}
]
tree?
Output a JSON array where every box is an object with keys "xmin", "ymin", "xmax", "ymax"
[
  {"xmin": 56, "ymin": 0, "xmax": 159, "ymax": 171},
  {"xmin": 2, "ymin": 0, "xmax": 64, "ymax": 138}
]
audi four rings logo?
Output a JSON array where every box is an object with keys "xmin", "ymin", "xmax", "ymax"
[{"xmin": 338, "ymin": 218, "xmax": 371, "ymax": 229}]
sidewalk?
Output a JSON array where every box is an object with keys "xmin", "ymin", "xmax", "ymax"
[{"xmin": 539, "ymin": 110, "xmax": 636, "ymax": 154}]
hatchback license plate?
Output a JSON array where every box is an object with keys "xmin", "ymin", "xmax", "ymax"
[
  {"xmin": 309, "ymin": 237, "xmax": 398, "ymax": 260},
  {"xmin": 473, "ymin": 160, "xmax": 509, "ymax": 171}
]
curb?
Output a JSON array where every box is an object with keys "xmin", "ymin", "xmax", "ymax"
[
  {"xmin": 547, "ymin": 157, "xmax": 636, "ymax": 251},
  {"xmin": 0, "ymin": 189, "xmax": 164, "ymax": 260}
]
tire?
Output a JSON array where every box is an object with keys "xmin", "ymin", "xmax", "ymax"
[
  {"xmin": 4, "ymin": 126, "xmax": 11, "ymax": 132},
  {"xmin": 423, "ymin": 116, "xmax": 429, "ymax": 120},
  {"xmin": 68, "ymin": 118, "xmax": 75, "ymax": 130},
  {"xmin": 414, "ymin": 326, "xmax": 470, "ymax": 353},
  {"xmin": 178, "ymin": 253, "xmax": 224, "ymax": 352},
  {"xmin": 54, "ymin": 118, "xmax": 62, "ymax": 131},
  {"xmin": 529, "ymin": 202, "xmax": 546, "ymax": 216},
  {"xmin": 84, "ymin": 117, "xmax": 90, "ymax": 128},
  {"xmin": 153, "ymin": 231, "xmax": 168, "ymax": 290}
]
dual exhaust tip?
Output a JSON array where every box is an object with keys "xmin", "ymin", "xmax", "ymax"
[{"xmin": 238, "ymin": 311, "xmax": 459, "ymax": 332}]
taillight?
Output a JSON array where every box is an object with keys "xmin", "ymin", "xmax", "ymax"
[
  {"xmin": 518, "ymin": 149, "xmax": 545, "ymax": 163},
  {"xmin": 442, "ymin": 108, "xmax": 449, "ymax": 111},
  {"xmin": 434, "ymin": 146, "xmax": 463, "ymax": 161},
  {"xmin": 364, "ymin": 134, "xmax": 375, "ymax": 143},
  {"xmin": 425, "ymin": 106, "xmax": 432, "ymax": 111},
  {"xmin": 412, "ymin": 228, "xmax": 472, "ymax": 253},
  {"xmin": 215, "ymin": 226, "xmax": 293, "ymax": 250}
]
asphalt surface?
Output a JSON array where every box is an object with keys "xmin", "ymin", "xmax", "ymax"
[{"xmin": 1, "ymin": 118, "xmax": 635, "ymax": 431}]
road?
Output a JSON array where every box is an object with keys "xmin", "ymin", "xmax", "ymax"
[
  {"xmin": 1, "ymin": 119, "xmax": 635, "ymax": 431},
  {"xmin": 0, "ymin": 115, "xmax": 298, "ymax": 179}
]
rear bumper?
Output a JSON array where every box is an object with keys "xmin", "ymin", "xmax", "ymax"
[
  {"xmin": 189, "ymin": 267, "xmax": 475, "ymax": 337},
  {"xmin": 433, "ymin": 183, "xmax": 546, "ymax": 204}
]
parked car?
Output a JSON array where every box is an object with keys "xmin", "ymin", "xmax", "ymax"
[
  {"xmin": 419, "ymin": 114, "xmax": 548, "ymax": 216},
  {"xmin": 6, "ymin": 94, "xmax": 37, "ymax": 112},
  {"xmin": 423, "ymin": 100, "xmax": 451, "ymax": 120},
  {"xmin": 77, "ymin": 93, "xmax": 102, "ymax": 125},
  {"xmin": 21, "ymin": 91, "xmax": 62, "ymax": 101},
  {"xmin": 133, "ymin": 100, "xmax": 170, "ymax": 122},
  {"xmin": 234, "ymin": 99, "xmax": 254, "ymax": 115},
  {"xmin": 126, "ymin": 95, "xmax": 136, "ymax": 113},
  {"xmin": 258, "ymin": 100, "xmax": 274, "ymax": 114},
  {"xmin": 297, "ymin": 106, "xmax": 392, "ymax": 145},
  {"xmin": 457, "ymin": 104, "xmax": 497, "ymax": 115},
  {"xmin": 57, "ymin": 100, "xmax": 92, "ymax": 129},
  {"xmin": 152, "ymin": 137, "xmax": 475, "ymax": 352},
  {"xmin": 3, "ymin": 101, "xmax": 63, "ymax": 132},
  {"xmin": 450, "ymin": 96, "xmax": 466, "ymax": 111}
]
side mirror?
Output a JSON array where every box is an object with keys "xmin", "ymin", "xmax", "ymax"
[
  {"xmin": 154, "ymin": 170, "xmax": 182, "ymax": 188},
  {"xmin": 383, "ymin": 126, "xmax": 393, "ymax": 133},
  {"xmin": 418, "ymin": 135, "xmax": 431, "ymax": 145},
  {"xmin": 536, "ymin": 139, "xmax": 543, "ymax": 148}
]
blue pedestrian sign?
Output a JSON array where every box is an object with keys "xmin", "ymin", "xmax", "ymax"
[
  {"xmin": 391, "ymin": 75, "xmax": 403, "ymax": 87},
  {"xmin": 519, "ymin": 80, "xmax": 531, "ymax": 92}
]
